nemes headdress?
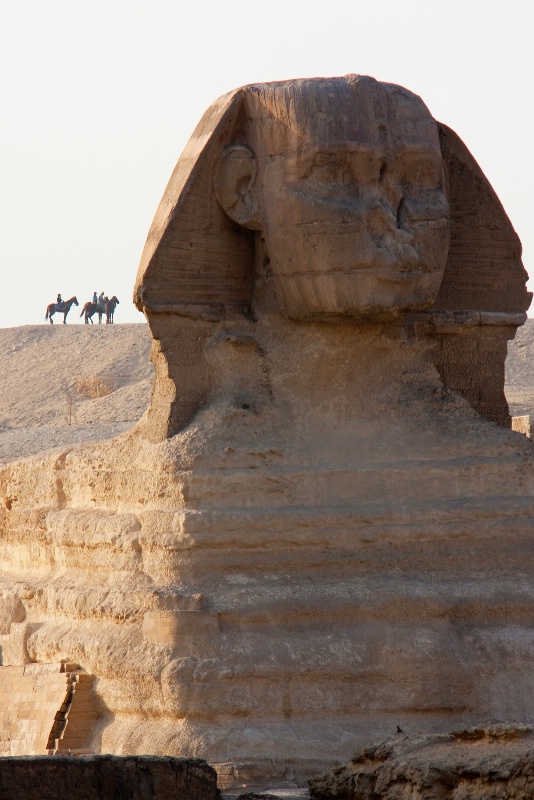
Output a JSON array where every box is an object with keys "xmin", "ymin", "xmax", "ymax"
[{"xmin": 134, "ymin": 75, "xmax": 529, "ymax": 320}]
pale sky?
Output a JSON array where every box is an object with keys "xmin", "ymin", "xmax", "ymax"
[{"xmin": 1, "ymin": 0, "xmax": 532, "ymax": 327}]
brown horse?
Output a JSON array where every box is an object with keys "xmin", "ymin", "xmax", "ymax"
[
  {"xmin": 45, "ymin": 296, "xmax": 79, "ymax": 324},
  {"xmin": 105, "ymin": 296, "xmax": 119, "ymax": 323},
  {"xmin": 80, "ymin": 301, "xmax": 105, "ymax": 324}
]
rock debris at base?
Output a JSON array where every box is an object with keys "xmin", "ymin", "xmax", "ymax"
[{"xmin": 308, "ymin": 725, "xmax": 534, "ymax": 799}]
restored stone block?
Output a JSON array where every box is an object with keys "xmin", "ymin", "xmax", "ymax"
[{"xmin": 512, "ymin": 415, "xmax": 533, "ymax": 438}]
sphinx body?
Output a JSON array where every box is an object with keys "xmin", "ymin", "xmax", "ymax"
[{"xmin": 0, "ymin": 76, "xmax": 533, "ymax": 786}]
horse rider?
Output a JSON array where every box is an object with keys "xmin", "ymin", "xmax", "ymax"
[
  {"xmin": 92, "ymin": 292, "xmax": 98, "ymax": 304},
  {"xmin": 56, "ymin": 293, "xmax": 64, "ymax": 310},
  {"xmin": 98, "ymin": 291, "xmax": 105, "ymax": 307}
]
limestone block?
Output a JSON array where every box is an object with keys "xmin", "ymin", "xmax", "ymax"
[
  {"xmin": 0, "ymin": 622, "xmax": 31, "ymax": 666},
  {"xmin": 0, "ymin": 591, "xmax": 25, "ymax": 635},
  {"xmin": 512, "ymin": 415, "xmax": 533, "ymax": 438},
  {"xmin": 0, "ymin": 664, "xmax": 101, "ymax": 757},
  {"xmin": 0, "ymin": 755, "xmax": 218, "ymax": 800},
  {"xmin": 142, "ymin": 609, "xmax": 219, "ymax": 650}
]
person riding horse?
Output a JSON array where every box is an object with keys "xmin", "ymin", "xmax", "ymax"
[{"xmin": 46, "ymin": 295, "xmax": 78, "ymax": 323}]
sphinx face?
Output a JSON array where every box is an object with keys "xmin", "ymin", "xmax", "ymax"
[{"xmin": 258, "ymin": 84, "xmax": 451, "ymax": 319}]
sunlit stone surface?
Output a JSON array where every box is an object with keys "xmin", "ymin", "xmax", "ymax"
[{"xmin": 0, "ymin": 76, "xmax": 532, "ymax": 788}]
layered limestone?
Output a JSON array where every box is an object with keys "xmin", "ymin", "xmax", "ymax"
[{"xmin": 0, "ymin": 75, "xmax": 532, "ymax": 787}]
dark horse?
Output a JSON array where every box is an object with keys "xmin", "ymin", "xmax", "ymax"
[
  {"xmin": 80, "ymin": 301, "xmax": 105, "ymax": 324},
  {"xmin": 105, "ymin": 296, "xmax": 119, "ymax": 323},
  {"xmin": 45, "ymin": 296, "xmax": 79, "ymax": 324}
]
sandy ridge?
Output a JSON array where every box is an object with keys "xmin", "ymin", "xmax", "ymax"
[{"xmin": 0, "ymin": 323, "xmax": 153, "ymax": 463}]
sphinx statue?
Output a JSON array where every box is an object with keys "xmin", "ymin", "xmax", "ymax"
[
  {"xmin": 135, "ymin": 74, "xmax": 529, "ymax": 436},
  {"xmin": 1, "ymin": 76, "xmax": 533, "ymax": 787}
]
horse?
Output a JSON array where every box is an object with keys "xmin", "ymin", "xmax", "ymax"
[
  {"xmin": 80, "ymin": 301, "xmax": 105, "ymax": 324},
  {"xmin": 105, "ymin": 296, "xmax": 119, "ymax": 323},
  {"xmin": 45, "ymin": 296, "xmax": 79, "ymax": 324}
]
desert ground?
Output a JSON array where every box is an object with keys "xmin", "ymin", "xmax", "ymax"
[
  {"xmin": 0, "ymin": 323, "xmax": 153, "ymax": 463},
  {"xmin": 0, "ymin": 319, "xmax": 532, "ymax": 464}
]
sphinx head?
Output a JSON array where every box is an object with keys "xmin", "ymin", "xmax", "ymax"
[
  {"xmin": 134, "ymin": 75, "xmax": 529, "ymax": 439},
  {"xmin": 135, "ymin": 74, "xmax": 528, "ymax": 324},
  {"xmin": 214, "ymin": 76, "xmax": 450, "ymax": 318}
]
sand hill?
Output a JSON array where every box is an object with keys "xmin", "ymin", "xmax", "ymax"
[
  {"xmin": 0, "ymin": 319, "xmax": 532, "ymax": 464},
  {"xmin": 0, "ymin": 324, "xmax": 153, "ymax": 463}
]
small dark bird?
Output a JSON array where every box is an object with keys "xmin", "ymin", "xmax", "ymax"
[{"xmin": 396, "ymin": 726, "xmax": 404, "ymax": 735}]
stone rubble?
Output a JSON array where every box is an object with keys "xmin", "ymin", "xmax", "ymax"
[{"xmin": 309, "ymin": 726, "xmax": 534, "ymax": 800}]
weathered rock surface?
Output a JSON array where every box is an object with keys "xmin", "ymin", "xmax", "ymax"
[
  {"xmin": 3, "ymin": 328, "xmax": 534, "ymax": 782},
  {"xmin": 309, "ymin": 725, "xmax": 534, "ymax": 799},
  {"xmin": 0, "ymin": 755, "xmax": 218, "ymax": 800},
  {"xmin": 0, "ymin": 75, "xmax": 532, "ymax": 788}
]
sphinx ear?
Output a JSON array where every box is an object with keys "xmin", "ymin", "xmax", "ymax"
[{"xmin": 214, "ymin": 145, "xmax": 261, "ymax": 230}]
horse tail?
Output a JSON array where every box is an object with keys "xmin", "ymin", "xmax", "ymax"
[
  {"xmin": 45, "ymin": 307, "xmax": 49, "ymax": 320},
  {"xmin": 80, "ymin": 307, "xmax": 85, "ymax": 317}
]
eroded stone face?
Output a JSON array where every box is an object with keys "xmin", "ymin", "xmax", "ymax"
[
  {"xmin": 133, "ymin": 75, "xmax": 529, "ymax": 438},
  {"xmin": 254, "ymin": 79, "xmax": 450, "ymax": 318}
]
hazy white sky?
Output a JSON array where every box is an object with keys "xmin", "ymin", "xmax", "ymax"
[{"xmin": 1, "ymin": 0, "xmax": 532, "ymax": 326}]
